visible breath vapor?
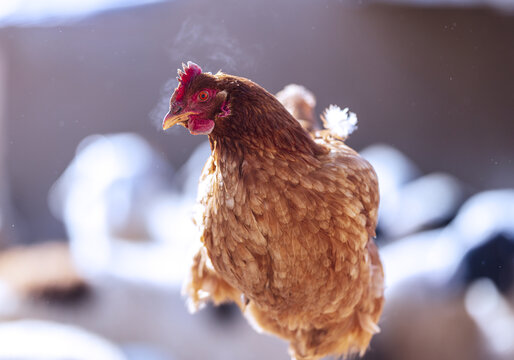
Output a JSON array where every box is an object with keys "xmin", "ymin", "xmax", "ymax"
[
  {"xmin": 149, "ymin": 77, "xmax": 180, "ymax": 131},
  {"xmin": 171, "ymin": 17, "xmax": 248, "ymax": 72},
  {"xmin": 150, "ymin": 16, "xmax": 252, "ymax": 130}
]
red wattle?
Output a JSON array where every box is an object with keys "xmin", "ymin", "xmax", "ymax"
[{"xmin": 188, "ymin": 117, "xmax": 215, "ymax": 135}]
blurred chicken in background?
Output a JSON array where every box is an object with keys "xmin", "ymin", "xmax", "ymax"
[
  {"xmin": 48, "ymin": 133, "xmax": 179, "ymax": 283},
  {"xmin": 361, "ymin": 144, "xmax": 466, "ymax": 240},
  {"xmin": 0, "ymin": 241, "xmax": 87, "ymax": 303},
  {"xmin": 275, "ymin": 84, "xmax": 318, "ymax": 132}
]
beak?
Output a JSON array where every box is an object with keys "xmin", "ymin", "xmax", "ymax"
[{"xmin": 162, "ymin": 111, "xmax": 192, "ymax": 130}]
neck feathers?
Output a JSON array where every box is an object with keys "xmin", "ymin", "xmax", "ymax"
[{"xmin": 209, "ymin": 76, "xmax": 326, "ymax": 158}]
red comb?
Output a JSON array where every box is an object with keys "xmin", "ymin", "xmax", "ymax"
[{"xmin": 175, "ymin": 61, "xmax": 202, "ymax": 101}]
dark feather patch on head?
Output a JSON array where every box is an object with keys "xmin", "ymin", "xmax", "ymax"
[{"xmin": 175, "ymin": 61, "xmax": 202, "ymax": 101}]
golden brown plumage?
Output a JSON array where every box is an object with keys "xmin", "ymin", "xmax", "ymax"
[{"xmin": 163, "ymin": 62, "xmax": 384, "ymax": 359}]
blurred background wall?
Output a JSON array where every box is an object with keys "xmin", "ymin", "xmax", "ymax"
[
  {"xmin": 0, "ymin": 0, "xmax": 512, "ymax": 243},
  {"xmin": 0, "ymin": 46, "xmax": 7, "ymax": 247}
]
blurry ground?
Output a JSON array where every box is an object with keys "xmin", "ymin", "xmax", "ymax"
[{"xmin": 0, "ymin": 0, "xmax": 512, "ymax": 359}]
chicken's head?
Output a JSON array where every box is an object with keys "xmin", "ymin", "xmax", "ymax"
[{"xmin": 162, "ymin": 62, "xmax": 230, "ymax": 136}]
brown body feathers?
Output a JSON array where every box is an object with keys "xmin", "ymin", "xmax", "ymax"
[{"xmin": 166, "ymin": 65, "xmax": 384, "ymax": 359}]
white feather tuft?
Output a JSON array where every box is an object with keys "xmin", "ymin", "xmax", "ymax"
[
  {"xmin": 276, "ymin": 84, "xmax": 316, "ymax": 108},
  {"xmin": 321, "ymin": 104, "xmax": 358, "ymax": 139}
]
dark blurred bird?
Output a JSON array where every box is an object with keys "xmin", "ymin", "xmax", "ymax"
[
  {"xmin": 162, "ymin": 62, "xmax": 384, "ymax": 359},
  {"xmin": 0, "ymin": 242, "xmax": 88, "ymax": 303},
  {"xmin": 453, "ymin": 232, "xmax": 514, "ymax": 294}
]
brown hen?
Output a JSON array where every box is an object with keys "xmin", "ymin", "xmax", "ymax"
[{"xmin": 162, "ymin": 62, "xmax": 384, "ymax": 360}]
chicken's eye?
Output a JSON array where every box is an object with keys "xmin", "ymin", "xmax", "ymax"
[{"xmin": 198, "ymin": 90, "xmax": 210, "ymax": 102}]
